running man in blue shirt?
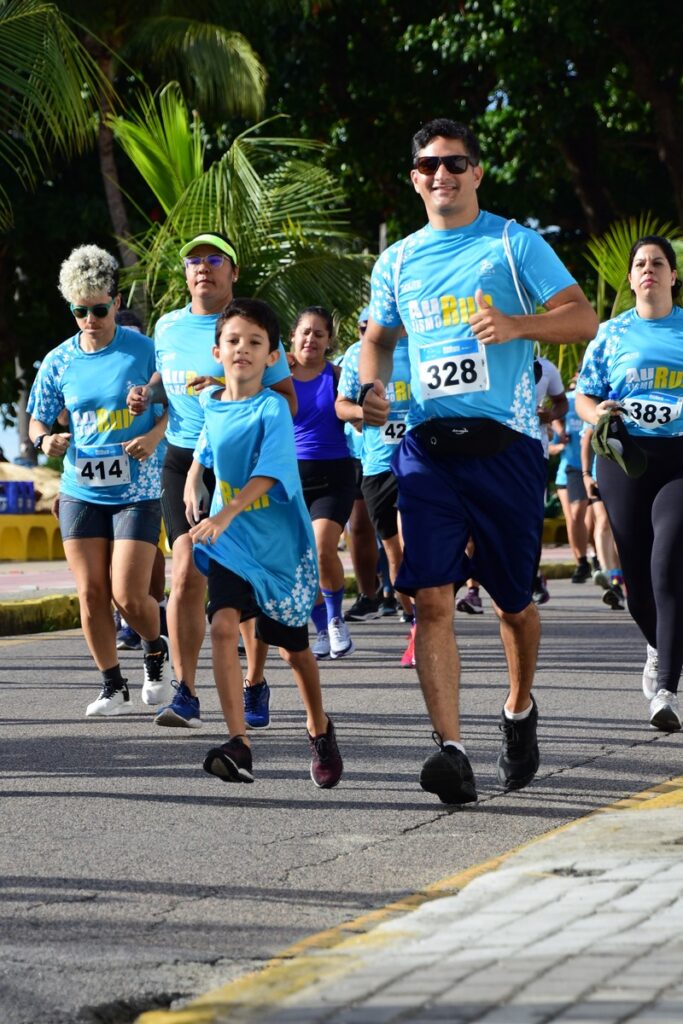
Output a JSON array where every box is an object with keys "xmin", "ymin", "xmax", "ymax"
[
  {"xmin": 183, "ymin": 298, "xmax": 343, "ymax": 788},
  {"xmin": 359, "ymin": 118, "xmax": 598, "ymax": 805}
]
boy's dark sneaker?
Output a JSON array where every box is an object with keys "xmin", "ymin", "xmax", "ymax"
[
  {"xmin": 344, "ymin": 593, "xmax": 381, "ymax": 621},
  {"xmin": 497, "ymin": 696, "xmax": 540, "ymax": 791},
  {"xmin": 419, "ymin": 734, "xmax": 478, "ymax": 805},
  {"xmin": 308, "ymin": 717, "xmax": 343, "ymax": 789},
  {"xmin": 244, "ymin": 679, "xmax": 271, "ymax": 729},
  {"xmin": 602, "ymin": 584, "xmax": 625, "ymax": 610},
  {"xmin": 379, "ymin": 594, "xmax": 398, "ymax": 616},
  {"xmin": 203, "ymin": 736, "xmax": 254, "ymax": 783},
  {"xmin": 155, "ymin": 680, "xmax": 202, "ymax": 729}
]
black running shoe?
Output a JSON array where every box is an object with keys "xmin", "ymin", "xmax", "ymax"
[
  {"xmin": 344, "ymin": 593, "xmax": 381, "ymax": 622},
  {"xmin": 420, "ymin": 733, "xmax": 478, "ymax": 805},
  {"xmin": 203, "ymin": 736, "xmax": 254, "ymax": 783},
  {"xmin": 497, "ymin": 696, "xmax": 540, "ymax": 791},
  {"xmin": 571, "ymin": 561, "xmax": 591, "ymax": 583},
  {"xmin": 602, "ymin": 584, "xmax": 625, "ymax": 610}
]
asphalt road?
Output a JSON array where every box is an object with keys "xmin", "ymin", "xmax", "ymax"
[{"xmin": 1, "ymin": 579, "xmax": 679, "ymax": 1024}]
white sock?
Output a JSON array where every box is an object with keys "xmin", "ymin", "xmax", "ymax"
[
  {"xmin": 443, "ymin": 740, "xmax": 467, "ymax": 755},
  {"xmin": 158, "ymin": 596, "xmax": 167, "ymax": 609},
  {"xmin": 504, "ymin": 702, "xmax": 533, "ymax": 721}
]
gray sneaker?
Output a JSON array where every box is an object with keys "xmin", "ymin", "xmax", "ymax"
[
  {"xmin": 649, "ymin": 689, "xmax": 682, "ymax": 732},
  {"xmin": 642, "ymin": 645, "xmax": 658, "ymax": 700}
]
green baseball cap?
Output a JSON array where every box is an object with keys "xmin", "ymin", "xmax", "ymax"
[
  {"xmin": 179, "ymin": 233, "xmax": 238, "ymax": 264},
  {"xmin": 591, "ymin": 412, "xmax": 647, "ymax": 478}
]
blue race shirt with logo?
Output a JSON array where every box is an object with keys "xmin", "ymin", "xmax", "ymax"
[
  {"xmin": 27, "ymin": 327, "xmax": 163, "ymax": 504},
  {"xmin": 155, "ymin": 304, "xmax": 291, "ymax": 448},
  {"xmin": 338, "ymin": 337, "xmax": 412, "ymax": 476},
  {"xmin": 192, "ymin": 387, "xmax": 318, "ymax": 626},
  {"xmin": 577, "ymin": 307, "xmax": 683, "ymax": 438},
  {"xmin": 368, "ymin": 211, "xmax": 575, "ymax": 437}
]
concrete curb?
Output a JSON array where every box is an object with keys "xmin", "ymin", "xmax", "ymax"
[
  {"xmin": 0, "ymin": 564, "xmax": 578, "ymax": 637},
  {"xmin": 0, "ymin": 594, "xmax": 81, "ymax": 637}
]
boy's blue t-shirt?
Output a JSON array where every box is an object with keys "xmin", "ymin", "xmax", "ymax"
[
  {"xmin": 368, "ymin": 210, "xmax": 576, "ymax": 438},
  {"xmin": 192, "ymin": 387, "xmax": 318, "ymax": 626},
  {"xmin": 155, "ymin": 304, "xmax": 291, "ymax": 449},
  {"xmin": 338, "ymin": 337, "xmax": 412, "ymax": 476},
  {"xmin": 555, "ymin": 391, "xmax": 583, "ymax": 476},
  {"xmin": 576, "ymin": 306, "xmax": 683, "ymax": 438},
  {"xmin": 27, "ymin": 327, "xmax": 163, "ymax": 504}
]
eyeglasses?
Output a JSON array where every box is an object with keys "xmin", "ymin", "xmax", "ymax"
[
  {"xmin": 413, "ymin": 155, "xmax": 474, "ymax": 176},
  {"xmin": 70, "ymin": 300, "xmax": 115, "ymax": 319},
  {"xmin": 183, "ymin": 254, "xmax": 232, "ymax": 269}
]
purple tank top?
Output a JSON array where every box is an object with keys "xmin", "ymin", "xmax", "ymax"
[{"xmin": 293, "ymin": 363, "xmax": 350, "ymax": 460}]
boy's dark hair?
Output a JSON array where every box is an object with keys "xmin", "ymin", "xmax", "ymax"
[
  {"xmin": 115, "ymin": 308, "xmax": 145, "ymax": 332},
  {"xmin": 411, "ymin": 119, "xmax": 481, "ymax": 165},
  {"xmin": 216, "ymin": 298, "xmax": 280, "ymax": 352}
]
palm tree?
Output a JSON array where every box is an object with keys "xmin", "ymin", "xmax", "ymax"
[
  {"xmin": 110, "ymin": 84, "xmax": 371, "ymax": 339},
  {"xmin": 61, "ymin": 1, "xmax": 268, "ymax": 267},
  {"xmin": 0, "ymin": 0, "xmax": 112, "ymax": 231}
]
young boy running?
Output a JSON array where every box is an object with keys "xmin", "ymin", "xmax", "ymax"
[{"xmin": 183, "ymin": 298, "xmax": 343, "ymax": 788}]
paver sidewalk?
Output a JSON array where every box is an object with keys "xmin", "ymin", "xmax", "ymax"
[{"xmin": 140, "ymin": 778, "xmax": 683, "ymax": 1024}]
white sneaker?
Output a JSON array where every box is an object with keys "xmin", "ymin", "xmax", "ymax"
[
  {"xmin": 642, "ymin": 644, "xmax": 658, "ymax": 700},
  {"xmin": 328, "ymin": 617, "xmax": 354, "ymax": 659},
  {"xmin": 312, "ymin": 629, "xmax": 331, "ymax": 660},
  {"xmin": 649, "ymin": 689, "xmax": 682, "ymax": 732},
  {"xmin": 85, "ymin": 681, "xmax": 133, "ymax": 717},
  {"xmin": 141, "ymin": 637, "xmax": 174, "ymax": 706}
]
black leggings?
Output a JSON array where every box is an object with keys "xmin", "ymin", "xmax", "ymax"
[{"xmin": 597, "ymin": 436, "xmax": 683, "ymax": 692}]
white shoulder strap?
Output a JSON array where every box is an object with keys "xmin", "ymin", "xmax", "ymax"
[{"xmin": 501, "ymin": 218, "xmax": 534, "ymax": 315}]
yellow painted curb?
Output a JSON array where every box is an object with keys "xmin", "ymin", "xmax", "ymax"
[
  {"xmin": 0, "ymin": 594, "xmax": 80, "ymax": 637},
  {"xmin": 136, "ymin": 774, "xmax": 683, "ymax": 1024}
]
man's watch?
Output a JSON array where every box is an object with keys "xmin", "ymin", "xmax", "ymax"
[
  {"xmin": 33, "ymin": 434, "xmax": 47, "ymax": 451},
  {"xmin": 358, "ymin": 383, "xmax": 375, "ymax": 406}
]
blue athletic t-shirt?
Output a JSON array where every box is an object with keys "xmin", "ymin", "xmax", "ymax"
[
  {"xmin": 192, "ymin": 387, "xmax": 318, "ymax": 626},
  {"xmin": 576, "ymin": 306, "xmax": 683, "ymax": 438},
  {"xmin": 336, "ymin": 345, "xmax": 364, "ymax": 459},
  {"xmin": 338, "ymin": 336, "xmax": 412, "ymax": 476},
  {"xmin": 27, "ymin": 326, "xmax": 163, "ymax": 504},
  {"xmin": 368, "ymin": 211, "xmax": 576, "ymax": 437},
  {"xmin": 155, "ymin": 304, "xmax": 291, "ymax": 448}
]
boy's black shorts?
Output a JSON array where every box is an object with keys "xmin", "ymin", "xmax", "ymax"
[
  {"xmin": 206, "ymin": 557, "xmax": 309, "ymax": 652},
  {"xmin": 361, "ymin": 469, "xmax": 399, "ymax": 540}
]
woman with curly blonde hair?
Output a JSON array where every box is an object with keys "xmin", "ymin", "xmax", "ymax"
[{"xmin": 28, "ymin": 245, "xmax": 172, "ymax": 718}]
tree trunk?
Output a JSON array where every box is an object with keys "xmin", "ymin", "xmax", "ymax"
[{"xmin": 14, "ymin": 356, "xmax": 36, "ymax": 467}]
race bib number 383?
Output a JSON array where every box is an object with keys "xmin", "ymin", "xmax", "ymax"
[
  {"xmin": 621, "ymin": 394, "xmax": 683, "ymax": 430},
  {"xmin": 75, "ymin": 444, "xmax": 131, "ymax": 487},
  {"xmin": 418, "ymin": 336, "xmax": 489, "ymax": 400}
]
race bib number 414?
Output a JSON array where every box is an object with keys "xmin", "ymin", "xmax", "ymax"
[
  {"xmin": 75, "ymin": 444, "xmax": 131, "ymax": 487},
  {"xmin": 418, "ymin": 336, "xmax": 489, "ymax": 400}
]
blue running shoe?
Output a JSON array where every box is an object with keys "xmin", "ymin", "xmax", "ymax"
[
  {"xmin": 116, "ymin": 623, "xmax": 142, "ymax": 650},
  {"xmin": 243, "ymin": 680, "xmax": 271, "ymax": 729},
  {"xmin": 154, "ymin": 680, "xmax": 202, "ymax": 729}
]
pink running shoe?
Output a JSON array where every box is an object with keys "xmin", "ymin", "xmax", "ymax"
[{"xmin": 401, "ymin": 624, "xmax": 416, "ymax": 668}]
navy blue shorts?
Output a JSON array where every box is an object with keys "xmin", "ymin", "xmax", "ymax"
[
  {"xmin": 59, "ymin": 496, "xmax": 161, "ymax": 545},
  {"xmin": 393, "ymin": 430, "xmax": 546, "ymax": 613}
]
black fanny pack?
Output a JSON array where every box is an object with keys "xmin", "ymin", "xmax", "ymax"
[{"xmin": 413, "ymin": 417, "xmax": 518, "ymax": 457}]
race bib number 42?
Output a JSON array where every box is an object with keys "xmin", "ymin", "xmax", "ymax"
[
  {"xmin": 418, "ymin": 336, "xmax": 489, "ymax": 400},
  {"xmin": 380, "ymin": 414, "xmax": 407, "ymax": 445},
  {"xmin": 75, "ymin": 444, "xmax": 131, "ymax": 486}
]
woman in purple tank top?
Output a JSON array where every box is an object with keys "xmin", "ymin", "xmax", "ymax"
[{"xmin": 291, "ymin": 307, "xmax": 356, "ymax": 660}]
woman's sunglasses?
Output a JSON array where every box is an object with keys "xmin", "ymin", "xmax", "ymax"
[{"xmin": 70, "ymin": 300, "xmax": 114, "ymax": 319}]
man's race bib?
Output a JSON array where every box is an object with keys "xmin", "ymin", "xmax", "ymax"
[
  {"xmin": 75, "ymin": 444, "xmax": 131, "ymax": 487},
  {"xmin": 621, "ymin": 393, "xmax": 682, "ymax": 430},
  {"xmin": 418, "ymin": 336, "xmax": 489, "ymax": 400},
  {"xmin": 380, "ymin": 413, "xmax": 407, "ymax": 445}
]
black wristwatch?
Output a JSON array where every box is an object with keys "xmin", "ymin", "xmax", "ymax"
[
  {"xmin": 358, "ymin": 383, "xmax": 375, "ymax": 406},
  {"xmin": 34, "ymin": 434, "xmax": 47, "ymax": 451}
]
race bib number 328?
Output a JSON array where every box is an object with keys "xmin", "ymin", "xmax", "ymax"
[
  {"xmin": 418, "ymin": 336, "xmax": 489, "ymax": 400},
  {"xmin": 75, "ymin": 444, "xmax": 131, "ymax": 487}
]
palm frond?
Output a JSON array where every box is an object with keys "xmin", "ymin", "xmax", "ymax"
[{"xmin": 121, "ymin": 17, "xmax": 266, "ymax": 120}]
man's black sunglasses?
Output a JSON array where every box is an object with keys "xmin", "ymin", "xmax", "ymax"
[{"xmin": 413, "ymin": 155, "xmax": 475, "ymax": 176}]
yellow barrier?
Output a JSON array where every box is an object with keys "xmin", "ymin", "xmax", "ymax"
[
  {"xmin": 0, "ymin": 514, "xmax": 65, "ymax": 561},
  {"xmin": 0, "ymin": 514, "xmax": 171, "ymax": 561},
  {"xmin": 542, "ymin": 515, "xmax": 568, "ymax": 545}
]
